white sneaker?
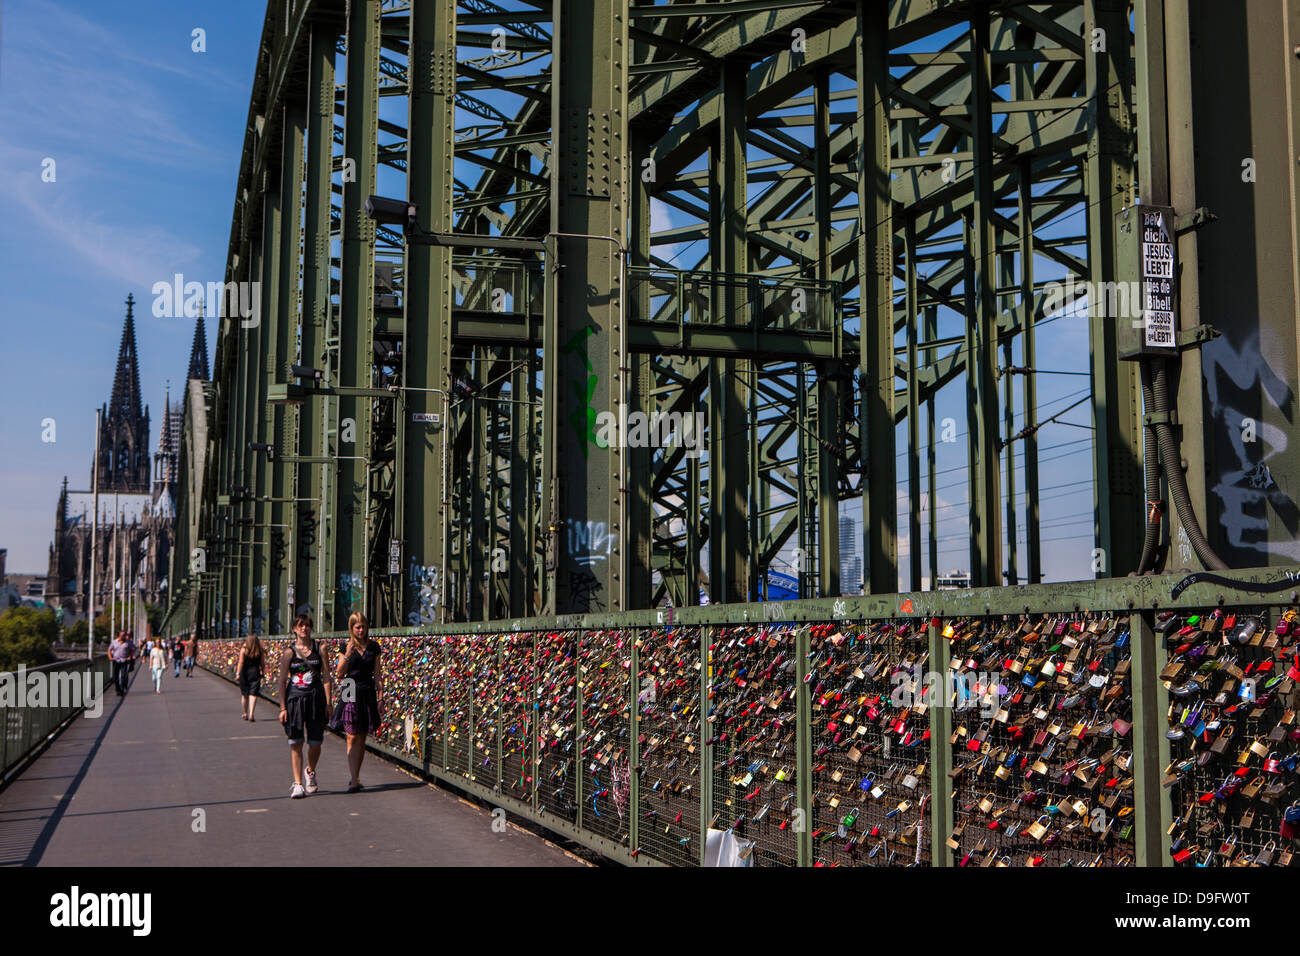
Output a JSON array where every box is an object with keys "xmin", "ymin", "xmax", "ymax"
[
  {"xmin": 290, "ymin": 782, "xmax": 306, "ymax": 799},
  {"xmin": 305, "ymin": 770, "xmax": 318, "ymax": 794}
]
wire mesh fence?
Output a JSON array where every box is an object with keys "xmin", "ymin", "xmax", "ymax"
[
  {"xmin": 192, "ymin": 583, "xmax": 1300, "ymax": 867},
  {"xmin": 0, "ymin": 655, "xmax": 113, "ymax": 785},
  {"xmin": 1165, "ymin": 607, "xmax": 1299, "ymax": 866},
  {"xmin": 947, "ymin": 614, "xmax": 1137, "ymax": 868}
]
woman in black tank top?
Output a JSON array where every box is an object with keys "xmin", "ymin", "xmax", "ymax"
[{"xmin": 277, "ymin": 614, "xmax": 334, "ymax": 798}]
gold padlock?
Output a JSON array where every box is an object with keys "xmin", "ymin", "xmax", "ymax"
[{"xmin": 1027, "ymin": 814, "xmax": 1051, "ymax": 841}]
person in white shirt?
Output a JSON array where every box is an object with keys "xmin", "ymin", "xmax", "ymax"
[{"xmin": 149, "ymin": 641, "xmax": 168, "ymax": 693}]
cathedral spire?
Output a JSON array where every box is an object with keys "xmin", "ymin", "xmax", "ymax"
[
  {"xmin": 96, "ymin": 294, "xmax": 151, "ymax": 494},
  {"xmin": 110, "ymin": 293, "xmax": 144, "ymax": 422},
  {"xmin": 187, "ymin": 305, "xmax": 208, "ymax": 382}
]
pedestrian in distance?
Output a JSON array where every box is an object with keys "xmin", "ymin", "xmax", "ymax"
[
  {"xmin": 332, "ymin": 611, "xmax": 383, "ymax": 794},
  {"xmin": 183, "ymin": 633, "xmax": 198, "ymax": 677},
  {"xmin": 278, "ymin": 614, "xmax": 333, "ymax": 799},
  {"xmin": 109, "ymin": 632, "xmax": 131, "ymax": 696},
  {"xmin": 149, "ymin": 640, "xmax": 167, "ymax": 693},
  {"xmin": 237, "ymin": 634, "xmax": 266, "ymax": 721},
  {"xmin": 171, "ymin": 636, "xmax": 183, "ymax": 678}
]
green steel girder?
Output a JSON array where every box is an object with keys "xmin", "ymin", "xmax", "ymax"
[{"xmin": 179, "ymin": 0, "xmax": 1235, "ymax": 647}]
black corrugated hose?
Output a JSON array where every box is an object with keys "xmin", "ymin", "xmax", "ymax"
[
  {"xmin": 1147, "ymin": 357, "xmax": 1229, "ymax": 571},
  {"xmin": 1135, "ymin": 360, "xmax": 1162, "ymax": 574}
]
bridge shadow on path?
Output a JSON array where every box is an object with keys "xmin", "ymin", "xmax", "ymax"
[{"xmin": 0, "ymin": 666, "xmax": 585, "ymax": 867}]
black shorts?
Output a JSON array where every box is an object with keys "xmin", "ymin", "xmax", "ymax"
[
  {"xmin": 283, "ymin": 693, "xmax": 326, "ymax": 746},
  {"xmin": 239, "ymin": 669, "xmax": 262, "ymax": 696}
]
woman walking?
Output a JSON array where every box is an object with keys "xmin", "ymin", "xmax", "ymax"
[
  {"xmin": 333, "ymin": 612, "xmax": 383, "ymax": 793},
  {"xmin": 149, "ymin": 640, "xmax": 167, "ymax": 693},
  {"xmin": 277, "ymin": 614, "xmax": 333, "ymax": 798},
  {"xmin": 237, "ymin": 634, "xmax": 266, "ymax": 720}
]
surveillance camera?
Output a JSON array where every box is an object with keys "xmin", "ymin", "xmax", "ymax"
[
  {"xmin": 364, "ymin": 195, "xmax": 416, "ymax": 228},
  {"xmin": 289, "ymin": 364, "xmax": 322, "ymax": 382}
]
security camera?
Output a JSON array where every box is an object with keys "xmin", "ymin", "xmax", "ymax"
[{"xmin": 365, "ymin": 195, "xmax": 417, "ymax": 230}]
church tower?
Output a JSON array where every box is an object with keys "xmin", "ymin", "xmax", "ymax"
[
  {"xmin": 94, "ymin": 294, "xmax": 151, "ymax": 493},
  {"xmin": 187, "ymin": 311, "xmax": 209, "ymax": 382}
]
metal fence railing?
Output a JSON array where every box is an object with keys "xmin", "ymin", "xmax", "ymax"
[
  {"xmin": 195, "ymin": 566, "xmax": 1300, "ymax": 867},
  {"xmin": 1, "ymin": 654, "xmax": 112, "ymax": 787}
]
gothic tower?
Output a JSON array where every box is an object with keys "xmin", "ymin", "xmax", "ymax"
[
  {"xmin": 94, "ymin": 294, "xmax": 151, "ymax": 493},
  {"xmin": 187, "ymin": 311, "xmax": 209, "ymax": 382}
]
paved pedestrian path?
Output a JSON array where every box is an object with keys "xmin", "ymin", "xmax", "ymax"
[{"xmin": 0, "ymin": 665, "xmax": 585, "ymax": 867}]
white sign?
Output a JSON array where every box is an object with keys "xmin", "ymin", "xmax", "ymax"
[
  {"xmin": 411, "ymin": 412, "xmax": 440, "ymax": 424},
  {"xmin": 1140, "ymin": 209, "xmax": 1176, "ymax": 348},
  {"xmin": 388, "ymin": 539, "xmax": 402, "ymax": 575}
]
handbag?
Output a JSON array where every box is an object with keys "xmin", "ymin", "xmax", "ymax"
[{"xmin": 328, "ymin": 696, "xmax": 347, "ymax": 733}]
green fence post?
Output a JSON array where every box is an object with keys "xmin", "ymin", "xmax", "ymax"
[
  {"xmin": 575, "ymin": 630, "xmax": 585, "ymax": 832},
  {"xmin": 796, "ymin": 623, "xmax": 812, "ymax": 866},
  {"xmin": 699, "ymin": 625, "xmax": 712, "ymax": 864},
  {"xmin": 1131, "ymin": 609, "xmax": 1170, "ymax": 866},
  {"xmin": 629, "ymin": 631, "xmax": 640, "ymax": 855},
  {"xmin": 928, "ymin": 616, "xmax": 953, "ymax": 866}
]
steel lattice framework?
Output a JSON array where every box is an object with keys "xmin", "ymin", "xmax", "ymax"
[{"xmin": 161, "ymin": 0, "xmax": 1300, "ymax": 637}]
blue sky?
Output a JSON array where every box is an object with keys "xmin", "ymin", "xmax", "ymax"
[
  {"xmin": 0, "ymin": 0, "xmax": 264, "ymax": 571},
  {"xmin": 0, "ymin": 1, "xmax": 1098, "ymax": 588}
]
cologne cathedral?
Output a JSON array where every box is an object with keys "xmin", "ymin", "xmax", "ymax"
[{"xmin": 44, "ymin": 295, "xmax": 208, "ymax": 622}]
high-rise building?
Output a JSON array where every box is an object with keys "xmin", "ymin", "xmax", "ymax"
[{"xmin": 838, "ymin": 513, "xmax": 863, "ymax": 594}]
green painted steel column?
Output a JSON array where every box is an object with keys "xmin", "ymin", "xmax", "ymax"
[
  {"xmin": 927, "ymin": 618, "xmax": 953, "ymax": 865},
  {"xmin": 1131, "ymin": 610, "xmax": 1170, "ymax": 866},
  {"xmin": 254, "ymin": 149, "xmax": 282, "ymax": 636},
  {"xmin": 1085, "ymin": 0, "xmax": 1142, "ymax": 578},
  {"xmin": 273, "ymin": 102, "xmax": 305, "ymax": 635},
  {"xmin": 627, "ymin": 126, "xmax": 654, "ymax": 610},
  {"xmin": 224, "ymin": 321, "xmax": 241, "ymax": 636},
  {"xmin": 336, "ymin": 0, "xmax": 380, "ymax": 623},
  {"xmin": 404, "ymin": 0, "xmax": 455, "ymax": 628},
  {"xmin": 508, "ymin": 351, "xmax": 533, "ymax": 617},
  {"xmin": 905, "ymin": 220, "xmax": 921, "ymax": 592},
  {"xmin": 709, "ymin": 57, "xmax": 750, "ymax": 606},
  {"xmin": 925, "ymin": 306, "xmax": 938, "ymax": 589},
  {"xmin": 240, "ymin": 243, "xmax": 262, "ymax": 634},
  {"xmin": 299, "ymin": 19, "xmax": 339, "ymax": 628},
  {"xmin": 856, "ymin": 0, "xmax": 897, "ymax": 594},
  {"xmin": 813, "ymin": 71, "xmax": 839, "ymax": 598},
  {"xmin": 1018, "ymin": 163, "xmax": 1042, "ymax": 584},
  {"xmin": 967, "ymin": 9, "xmax": 1003, "ymax": 588},
  {"xmin": 543, "ymin": 0, "xmax": 628, "ymax": 614},
  {"xmin": 469, "ymin": 379, "xmax": 487, "ymax": 620}
]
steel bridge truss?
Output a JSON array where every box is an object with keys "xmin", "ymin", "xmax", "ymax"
[{"xmin": 165, "ymin": 0, "xmax": 1187, "ymax": 635}]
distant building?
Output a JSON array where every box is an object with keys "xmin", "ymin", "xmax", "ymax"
[
  {"xmin": 838, "ymin": 513, "xmax": 863, "ymax": 594},
  {"xmin": 44, "ymin": 296, "xmax": 207, "ymax": 623},
  {"xmin": 935, "ymin": 570, "xmax": 971, "ymax": 590}
]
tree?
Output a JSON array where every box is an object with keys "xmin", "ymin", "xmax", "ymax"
[
  {"xmin": 65, "ymin": 619, "xmax": 89, "ymax": 646},
  {"xmin": 0, "ymin": 607, "xmax": 58, "ymax": 671}
]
